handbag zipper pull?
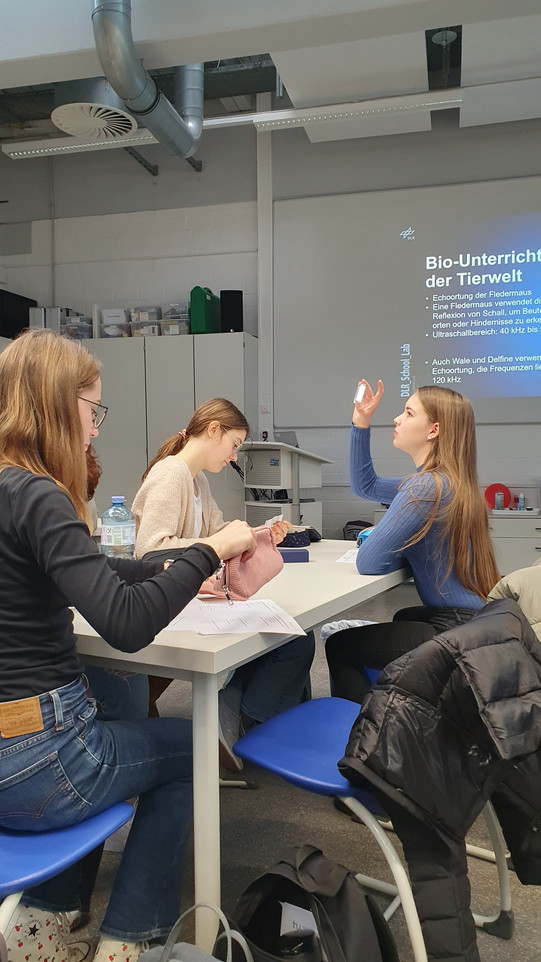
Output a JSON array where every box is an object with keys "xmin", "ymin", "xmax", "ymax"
[
  {"xmin": 215, "ymin": 561, "xmax": 234, "ymax": 605},
  {"xmin": 223, "ymin": 565, "xmax": 234, "ymax": 605}
]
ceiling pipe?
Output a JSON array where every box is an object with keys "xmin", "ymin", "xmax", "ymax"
[{"xmin": 91, "ymin": 0, "xmax": 203, "ymax": 158}]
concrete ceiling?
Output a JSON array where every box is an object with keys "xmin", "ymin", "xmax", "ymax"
[{"xmin": 0, "ymin": 0, "xmax": 540, "ymax": 148}]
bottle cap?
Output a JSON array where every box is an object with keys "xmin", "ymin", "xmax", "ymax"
[{"xmin": 111, "ymin": 496, "xmax": 126, "ymax": 504}]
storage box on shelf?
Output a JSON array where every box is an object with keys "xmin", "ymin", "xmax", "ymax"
[
  {"xmin": 130, "ymin": 307, "xmax": 162, "ymax": 336},
  {"xmin": 130, "ymin": 319, "xmax": 161, "ymax": 336},
  {"xmin": 60, "ymin": 316, "xmax": 93, "ymax": 339},
  {"xmin": 160, "ymin": 303, "xmax": 190, "ymax": 336},
  {"xmin": 100, "ymin": 308, "xmax": 131, "ymax": 338},
  {"xmin": 160, "ymin": 318, "xmax": 189, "ymax": 335},
  {"xmin": 93, "ymin": 303, "xmax": 194, "ymax": 338}
]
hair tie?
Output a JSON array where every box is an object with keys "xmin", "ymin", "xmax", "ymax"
[{"xmin": 179, "ymin": 429, "xmax": 187, "ymax": 439}]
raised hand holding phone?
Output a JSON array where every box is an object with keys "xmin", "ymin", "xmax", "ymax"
[{"xmin": 352, "ymin": 379, "xmax": 384, "ymax": 428}]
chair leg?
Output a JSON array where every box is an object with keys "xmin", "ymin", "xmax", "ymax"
[
  {"xmin": 341, "ymin": 796, "xmax": 514, "ymax": 943},
  {"xmin": 471, "ymin": 802, "xmax": 514, "ymax": 940},
  {"xmin": 219, "ymin": 775, "xmax": 259, "ymax": 789},
  {"xmin": 341, "ymin": 796, "xmax": 428, "ymax": 962},
  {"xmin": 0, "ymin": 891, "xmax": 22, "ymax": 934}
]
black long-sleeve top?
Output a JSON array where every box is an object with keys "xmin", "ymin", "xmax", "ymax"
[{"xmin": 0, "ymin": 467, "xmax": 219, "ymax": 701}]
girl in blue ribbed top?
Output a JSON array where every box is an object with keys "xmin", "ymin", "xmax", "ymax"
[{"xmin": 326, "ymin": 379, "xmax": 500, "ymax": 703}]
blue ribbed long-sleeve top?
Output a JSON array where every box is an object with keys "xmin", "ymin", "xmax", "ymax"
[{"xmin": 350, "ymin": 426, "xmax": 484, "ymax": 609}]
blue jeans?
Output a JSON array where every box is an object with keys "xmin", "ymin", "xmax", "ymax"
[
  {"xmin": 0, "ymin": 677, "xmax": 193, "ymax": 941},
  {"xmin": 83, "ymin": 665, "xmax": 150, "ymax": 721},
  {"xmin": 229, "ymin": 631, "xmax": 315, "ymax": 723}
]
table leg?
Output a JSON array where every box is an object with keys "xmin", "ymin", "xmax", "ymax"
[{"xmin": 192, "ymin": 672, "xmax": 221, "ymax": 950}]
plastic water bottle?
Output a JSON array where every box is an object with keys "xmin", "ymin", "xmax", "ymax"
[
  {"xmin": 100, "ymin": 496, "xmax": 136, "ymax": 559},
  {"xmin": 518, "ymin": 492, "xmax": 525, "ymax": 511}
]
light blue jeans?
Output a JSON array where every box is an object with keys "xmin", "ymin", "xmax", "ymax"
[{"xmin": 0, "ymin": 677, "xmax": 193, "ymax": 941}]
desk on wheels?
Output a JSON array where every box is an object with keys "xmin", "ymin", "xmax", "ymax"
[{"xmin": 74, "ymin": 540, "xmax": 407, "ymax": 950}]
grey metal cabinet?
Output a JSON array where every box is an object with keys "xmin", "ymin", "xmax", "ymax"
[
  {"xmin": 145, "ymin": 334, "xmax": 195, "ymax": 461},
  {"xmin": 488, "ymin": 515, "xmax": 541, "ymax": 574},
  {"xmin": 194, "ymin": 333, "xmax": 258, "ymax": 433},
  {"xmin": 193, "ymin": 333, "xmax": 258, "ymax": 520},
  {"xmin": 87, "ymin": 337, "xmax": 148, "ymax": 516}
]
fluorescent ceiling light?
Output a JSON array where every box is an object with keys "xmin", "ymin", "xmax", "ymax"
[
  {"xmin": 1, "ymin": 89, "xmax": 463, "ymax": 158},
  {"xmin": 251, "ymin": 92, "xmax": 463, "ymax": 130},
  {"xmin": 2, "ymin": 130, "xmax": 158, "ymax": 158}
]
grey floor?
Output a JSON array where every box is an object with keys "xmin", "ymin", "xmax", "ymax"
[{"xmin": 81, "ymin": 583, "xmax": 541, "ymax": 960}]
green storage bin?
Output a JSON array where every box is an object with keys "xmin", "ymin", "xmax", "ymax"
[{"xmin": 189, "ymin": 286, "xmax": 221, "ymax": 334}]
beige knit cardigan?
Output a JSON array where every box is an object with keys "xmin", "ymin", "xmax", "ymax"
[{"xmin": 132, "ymin": 456, "xmax": 226, "ymax": 558}]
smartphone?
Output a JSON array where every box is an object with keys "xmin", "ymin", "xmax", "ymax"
[{"xmin": 354, "ymin": 383, "xmax": 366, "ymax": 403}]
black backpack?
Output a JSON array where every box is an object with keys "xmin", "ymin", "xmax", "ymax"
[
  {"xmin": 215, "ymin": 844, "xmax": 399, "ymax": 962},
  {"xmin": 342, "ymin": 520, "xmax": 373, "ymax": 541}
]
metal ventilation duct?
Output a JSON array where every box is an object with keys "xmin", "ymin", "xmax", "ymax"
[
  {"xmin": 51, "ymin": 77, "xmax": 137, "ymax": 141},
  {"xmin": 91, "ymin": 0, "xmax": 203, "ymax": 159}
]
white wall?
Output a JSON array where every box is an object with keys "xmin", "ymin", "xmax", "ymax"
[
  {"xmin": 2, "ymin": 113, "xmax": 541, "ymax": 536},
  {"xmin": 1, "ymin": 203, "xmax": 258, "ymax": 331}
]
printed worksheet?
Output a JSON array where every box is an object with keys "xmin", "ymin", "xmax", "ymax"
[
  {"xmin": 336, "ymin": 548, "xmax": 358, "ymax": 563},
  {"xmin": 164, "ymin": 597, "xmax": 306, "ymax": 635}
]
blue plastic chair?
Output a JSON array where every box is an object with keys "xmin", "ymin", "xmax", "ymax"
[
  {"xmin": 0, "ymin": 802, "xmax": 134, "ymax": 937},
  {"xmin": 235, "ymin": 696, "xmax": 513, "ymax": 962}
]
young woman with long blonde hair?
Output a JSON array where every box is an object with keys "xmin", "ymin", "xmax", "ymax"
[
  {"xmin": 0, "ymin": 330, "xmax": 255, "ymax": 962},
  {"xmin": 325, "ymin": 380, "xmax": 500, "ymax": 703}
]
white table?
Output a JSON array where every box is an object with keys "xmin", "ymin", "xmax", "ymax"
[{"xmin": 73, "ymin": 540, "xmax": 407, "ymax": 949}]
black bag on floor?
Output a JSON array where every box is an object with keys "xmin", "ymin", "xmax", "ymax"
[{"xmin": 214, "ymin": 844, "xmax": 398, "ymax": 962}]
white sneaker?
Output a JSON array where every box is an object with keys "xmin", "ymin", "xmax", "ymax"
[
  {"xmin": 55, "ymin": 911, "xmax": 90, "ymax": 934},
  {"xmin": 93, "ymin": 938, "xmax": 148, "ymax": 962},
  {"xmin": 320, "ymin": 619, "xmax": 377, "ymax": 643},
  {"xmin": 55, "ymin": 918, "xmax": 95, "ymax": 962},
  {"xmin": 5, "ymin": 904, "xmax": 93, "ymax": 962}
]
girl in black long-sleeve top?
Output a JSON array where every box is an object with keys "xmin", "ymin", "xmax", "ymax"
[{"xmin": 0, "ymin": 329, "xmax": 255, "ymax": 962}]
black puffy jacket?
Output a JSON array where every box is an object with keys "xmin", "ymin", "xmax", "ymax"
[{"xmin": 339, "ymin": 599, "xmax": 541, "ymax": 961}]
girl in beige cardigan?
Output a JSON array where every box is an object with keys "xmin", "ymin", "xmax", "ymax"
[{"xmin": 133, "ymin": 398, "xmax": 315, "ymax": 770}]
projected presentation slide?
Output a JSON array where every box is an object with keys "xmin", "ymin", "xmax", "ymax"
[
  {"xmin": 415, "ymin": 228, "xmax": 540, "ymax": 400},
  {"xmin": 274, "ymin": 178, "xmax": 541, "ymax": 426}
]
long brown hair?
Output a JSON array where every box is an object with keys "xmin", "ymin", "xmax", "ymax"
[
  {"xmin": 142, "ymin": 397, "xmax": 249, "ymax": 482},
  {"xmin": 402, "ymin": 385, "xmax": 499, "ymax": 598},
  {"xmin": 0, "ymin": 329, "xmax": 100, "ymax": 528}
]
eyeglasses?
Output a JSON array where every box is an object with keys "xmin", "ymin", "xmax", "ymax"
[
  {"xmin": 78, "ymin": 397, "xmax": 108, "ymax": 429},
  {"xmin": 223, "ymin": 428, "xmax": 245, "ymax": 453}
]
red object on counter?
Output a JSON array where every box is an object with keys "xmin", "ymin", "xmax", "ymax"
[{"xmin": 484, "ymin": 483, "xmax": 512, "ymax": 509}]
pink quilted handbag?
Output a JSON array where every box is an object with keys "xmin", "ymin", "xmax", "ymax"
[{"xmin": 200, "ymin": 526, "xmax": 284, "ymax": 602}]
